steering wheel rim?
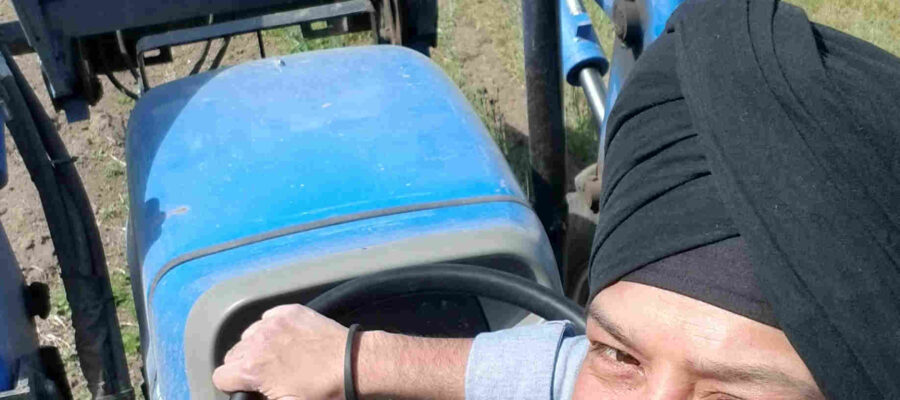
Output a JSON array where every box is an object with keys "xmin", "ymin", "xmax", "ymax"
[
  {"xmin": 227, "ymin": 265, "xmax": 584, "ymax": 399},
  {"xmin": 307, "ymin": 264, "xmax": 586, "ymax": 333}
]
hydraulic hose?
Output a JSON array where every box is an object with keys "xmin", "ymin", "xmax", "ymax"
[{"xmin": 0, "ymin": 45, "xmax": 134, "ymax": 399}]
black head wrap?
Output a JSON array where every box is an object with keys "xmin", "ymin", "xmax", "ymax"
[{"xmin": 588, "ymin": 0, "xmax": 900, "ymax": 398}]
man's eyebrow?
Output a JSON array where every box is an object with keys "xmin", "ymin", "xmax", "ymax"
[
  {"xmin": 587, "ymin": 306, "xmax": 640, "ymax": 353},
  {"xmin": 690, "ymin": 360, "xmax": 825, "ymax": 400}
]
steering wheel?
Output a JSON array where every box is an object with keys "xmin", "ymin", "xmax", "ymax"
[{"xmin": 228, "ymin": 264, "xmax": 586, "ymax": 399}]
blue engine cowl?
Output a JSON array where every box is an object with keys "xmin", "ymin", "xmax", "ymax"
[{"xmin": 126, "ymin": 45, "xmax": 560, "ymax": 399}]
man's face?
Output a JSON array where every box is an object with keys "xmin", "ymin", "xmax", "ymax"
[{"xmin": 573, "ymin": 282, "xmax": 824, "ymax": 400}]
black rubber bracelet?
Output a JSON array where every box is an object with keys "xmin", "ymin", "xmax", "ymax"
[{"xmin": 344, "ymin": 324, "xmax": 361, "ymax": 400}]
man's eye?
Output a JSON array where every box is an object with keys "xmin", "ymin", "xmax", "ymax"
[{"xmin": 593, "ymin": 343, "xmax": 640, "ymax": 366}]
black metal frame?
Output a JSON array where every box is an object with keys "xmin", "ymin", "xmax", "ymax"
[
  {"xmin": 134, "ymin": 0, "xmax": 374, "ymax": 92},
  {"xmin": 523, "ymin": 0, "xmax": 568, "ymax": 278}
]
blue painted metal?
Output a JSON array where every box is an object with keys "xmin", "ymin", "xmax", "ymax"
[
  {"xmin": 152, "ymin": 201, "xmax": 543, "ymax": 399},
  {"xmin": 0, "ymin": 223, "xmax": 39, "ymax": 392},
  {"xmin": 126, "ymin": 45, "xmax": 534, "ymax": 397},
  {"xmin": 127, "ymin": 45, "xmax": 524, "ymax": 302},
  {"xmin": 559, "ymin": 0, "xmax": 609, "ymax": 86},
  {"xmin": 0, "ymin": 115, "xmax": 6, "ymax": 190},
  {"xmin": 602, "ymin": 0, "xmax": 684, "ymax": 115},
  {"xmin": 582, "ymin": 0, "xmax": 684, "ymax": 151},
  {"xmin": 596, "ymin": 0, "xmax": 614, "ymax": 15},
  {"xmin": 643, "ymin": 0, "xmax": 684, "ymax": 44},
  {"xmin": 600, "ymin": 43, "xmax": 637, "ymax": 146},
  {"xmin": 1, "ymin": 111, "xmax": 18, "ymax": 391}
]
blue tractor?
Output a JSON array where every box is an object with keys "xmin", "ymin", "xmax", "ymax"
[{"xmin": 0, "ymin": 0, "xmax": 682, "ymax": 398}]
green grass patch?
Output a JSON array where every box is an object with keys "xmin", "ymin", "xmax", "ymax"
[
  {"xmin": 470, "ymin": 87, "xmax": 531, "ymax": 194},
  {"xmin": 564, "ymin": 0, "xmax": 615, "ymax": 170},
  {"xmin": 267, "ymin": 27, "xmax": 373, "ymax": 54},
  {"xmin": 789, "ymin": 0, "xmax": 900, "ymax": 57},
  {"xmin": 110, "ymin": 269, "xmax": 140, "ymax": 356},
  {"xmin": 431, "ymin": 0, "xmax": 533, "ymax": 191},
  {"xmin": 50, "ymin": 287, "xmax": 71, "ymax": 318}
]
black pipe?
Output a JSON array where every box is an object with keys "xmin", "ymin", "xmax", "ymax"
[
  {"xmin": 522, "ymin": 0, "xmax": 567, "ymax": 277},
  {"xmin": 256, "ymin": 31, "xmax": 266, "ymax": 59},
  {"xmin": 0, "ymin": 46, "xmax": 134, "ymax": 399}
]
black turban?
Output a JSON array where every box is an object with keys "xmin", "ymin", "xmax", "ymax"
[{"xmin": 588, "ymin": 0, "xmax": 900, "ymax": 398}]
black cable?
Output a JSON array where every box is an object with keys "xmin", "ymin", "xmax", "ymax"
[
  {"xmin": 256, "ymin": 31, "xmax": 266, "ymax": 59},
  {"xmin": 115, "ymin": 30, "xmax": 140, "ymax": 80},
  {"xmin": 209, "ymin": 36, "xmax": 232, "ymax": 70},
  {"xmin": 99, "ymin": 51, "xmax": 139, "ymax": 100},
  {"xmin": 103, "ymin": 71, "xmax": 139, "ymax": 100}
]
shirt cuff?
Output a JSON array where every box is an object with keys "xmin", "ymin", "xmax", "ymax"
[{"xmin": 465, "ymin": 321, "xmax": 582, "ymax": 400}]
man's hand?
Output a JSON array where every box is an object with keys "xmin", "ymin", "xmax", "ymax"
[
  {"xmin": 213, "ymin": 303, "xmax": 472, "ymax": 400},
  {"xmin": 212, "ymin": 304, "xmax": 347, "ymax": 400}
]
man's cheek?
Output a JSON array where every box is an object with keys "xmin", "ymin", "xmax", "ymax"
[{"xmin": 572, "ymin": 357, "xmax": 642, "ymax": 400}]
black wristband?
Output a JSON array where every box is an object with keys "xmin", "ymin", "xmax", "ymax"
[{"xmin": 344, "ymin": 324, "xmax": 361, "ymax": 400}]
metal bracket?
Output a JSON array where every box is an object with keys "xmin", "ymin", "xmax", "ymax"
[
  {"xmin": 0, "ymin": 380, "xmax": 33, "ymax": 400},
  {"xmin": 136, "ymin": 0, "xmax": 374, "ymax": 56},
  {"xmin": 0, "ymin": 22, "xmax": 32, "ymax": 56},
  {"xmin": 135, "ymin": 0, "xmax": 374, "ymax": 92}
]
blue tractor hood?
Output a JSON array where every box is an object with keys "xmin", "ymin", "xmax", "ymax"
[
  {"xmin": 127, "ymin": 45, "xmax": 526, "ymax": 302},
  {"xmin": 127, "ymin": 45, "xmax": 558, "ymax": 399}
]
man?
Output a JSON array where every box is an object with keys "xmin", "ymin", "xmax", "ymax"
[{"xmin": 213, "ymin": 0, "xmax": 900, "ymax": 398}]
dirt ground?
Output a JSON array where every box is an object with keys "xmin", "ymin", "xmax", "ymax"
[{"xmin": 0, "ymin": 0, "xmax": 897, "ymax": 398}]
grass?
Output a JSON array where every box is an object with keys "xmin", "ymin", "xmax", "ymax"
[
  {"xmin": 116, "ymin": 94, "xmax": 135, "ymax": 107},
  {"xmin": 790, "ymin": 0, "xmax": 900, "ymax": 57},
  {"xmin": 267, "ymin": 27, "xmax": 373, "ymax": 54},
  {"xmin": 471, "ymin": 86, "xmax": 531, "ymax": 194},
  {"xmin": 429, "ymin": 0, "xmax": 617, "ymax": 185},
  {"xmin": 110, "ymin": 269, "xmax": 140, "ymax": 356}
]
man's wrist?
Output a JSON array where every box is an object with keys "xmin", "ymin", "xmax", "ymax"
[
  {"xmin": 353, "ymin": 330, "xmax": 398, "ymax": 398},
  {"xmin": 352, "ymin": 330, "xmax": 471, "ymax": 400}
]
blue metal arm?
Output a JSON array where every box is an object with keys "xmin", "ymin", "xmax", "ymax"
[
  {"xmin": 561, "ymin": 0, "xmax": 685, "ymax": 164},
  {"xmin": 559, "ymin": 0, "xmax": 610, "ymax": 136},
  {"xmin": 559, "ymin": 0, "xmax": 609, "ymax": 86}
]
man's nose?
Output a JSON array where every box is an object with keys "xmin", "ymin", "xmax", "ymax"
[{"xmin": 643, "ymin": 368, "xmax": 693, "ymax": 400}]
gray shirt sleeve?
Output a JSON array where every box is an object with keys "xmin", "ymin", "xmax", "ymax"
[{"xmin": 464, "ymin": 321, "xmax": 588, "ymax": 400}]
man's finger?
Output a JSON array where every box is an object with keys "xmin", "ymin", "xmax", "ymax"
[
  {"xmin": 212, "ymin": 363, "xmax": 256, "ymax": 394},
  {"xmin": 241, "ymin": 320, "xmax": 265, "ymax": 341},
  {"xmin": 224, "ymin": 341, "xmax": 249, "ymax": 364},
  {"xmin": 261, "ymin": 304, "xmax": 305, "ymax": 320}
]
